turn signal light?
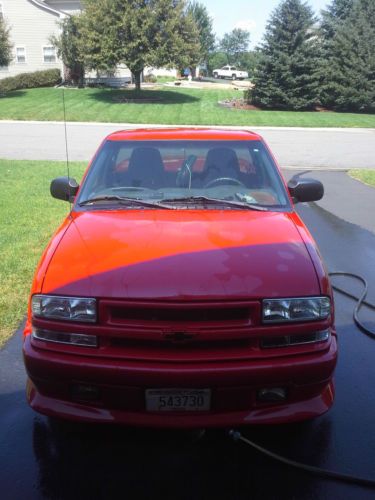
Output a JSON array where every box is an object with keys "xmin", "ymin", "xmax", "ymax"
[
  {"xmin": 32, "ymin": 328, "xmax": 98, "ymax": 347},
  {"xmin": 261, "ymin": 330, "xmax": 330, "ymax": 349}
]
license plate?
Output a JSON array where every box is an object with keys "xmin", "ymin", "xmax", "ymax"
[{"xmin": 145, "ymin": 389, "xmax": 211, "ymax": 412}]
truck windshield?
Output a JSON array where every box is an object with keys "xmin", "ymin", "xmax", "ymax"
[{"xmin": 77, "ymin": 140, "xmax": 290, "ymax": 210}]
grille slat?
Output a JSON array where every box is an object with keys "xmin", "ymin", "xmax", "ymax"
[{"xmin": 110, "ymin": 305, "xmax": 250, "ymax": 324}]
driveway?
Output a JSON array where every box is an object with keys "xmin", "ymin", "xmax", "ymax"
[
  {"xmin": 1, "ymin": 183, "xmax": 375, "ymax": 499},
  {"xmin": 282, "ymin": 169, "xmax": 375, "ymax": 235},
  {"xmin": 1, "ymin": 120, "xmax": 375, "ymax": 169},
  {"xmin": 1, "ymin": 127, "xmax": 374, "ymax": 498}
]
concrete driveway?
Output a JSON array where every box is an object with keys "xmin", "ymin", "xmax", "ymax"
[{"xmin": 1, "ymin": 120, "xmax": 375, "ymax": 169}]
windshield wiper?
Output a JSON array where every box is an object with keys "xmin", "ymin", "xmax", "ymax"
[
  {"xmin": 78, "ymin": 195, "xmax": 172, "ymax": 209},
  {"xmin": 160, "ymin": 196, "xmax": 267, "ymax": 211}
]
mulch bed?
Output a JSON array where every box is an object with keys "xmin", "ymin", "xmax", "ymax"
[{"xmin": 218, "ymin": 98, "xmax": 261, "ymax": 111}]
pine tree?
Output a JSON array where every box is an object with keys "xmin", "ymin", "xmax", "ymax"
[
  {"xmin": 320, "ymin": 0, "xmax": 353, "ymax": 40},
  {"xmin": 318, "ymin": 0, "xmax": 353, "ymax": 107},
  {"xmin": 320, "ymin": 0, "xmax": 375, "ymax": 112},
  {"xmin": 0, "ymin": 18, "xmax": 12, "ymax": 67},
  {"xmin": 251, "ymin": 0, "xmax": 321, "ymax": 110}
]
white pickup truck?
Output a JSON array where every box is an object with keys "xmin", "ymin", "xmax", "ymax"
[{"xmin": 212, "ymin": 66, "xmax": 248, "ymax": 80}]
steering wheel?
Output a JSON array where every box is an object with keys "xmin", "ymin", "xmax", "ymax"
[{"xmin": 204, "ymin": 177, "xmax": 246, "ymax": 188}]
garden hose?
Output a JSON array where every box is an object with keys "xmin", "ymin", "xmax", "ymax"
[
  {"xmin": 228, "ymin": 430, "xmax": 375, "ymax": 489},
  {"xmin": 329, "ymin": 272, "xmax": 375, "ymax": 338},
  {"xmin": 229, "ymin": 271, "xmax": 375, "ymax": 489}
]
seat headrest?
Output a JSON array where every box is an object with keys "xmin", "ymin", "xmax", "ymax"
[
  {"xmin": 127, "ymin": 147, "xmax": 165, "ymax": 188},
  {"xmin": 203, "ymin": 147, "xmax": 240, "ymax": 177}
]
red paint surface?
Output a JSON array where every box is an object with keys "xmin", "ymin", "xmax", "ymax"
[{"xmin": 23, "ymin": 128, "xmax": 337, "ymax": 427}]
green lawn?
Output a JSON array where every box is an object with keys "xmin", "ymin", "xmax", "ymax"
[
  {"xmin": 0, "ymin": 87, "xmax": 375, "ymax": 127},
  {"xmin": 0, "ymin": 159, "xmax": 86, "ymax": 346},
  {"xmin": 348, "ymin": 169, "xmax": 375, "ymax": 187}
]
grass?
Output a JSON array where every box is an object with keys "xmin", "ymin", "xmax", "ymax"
[
  {"xmin": 348, "ymin": 169, "xmax": 375, "ymax": 187},
  {"xmin": 0, "ymin": 87, "xmax": 375, "ymax": 127},
  {"xmin": 0, "ymin": 159, "xmax": 86, "ymax": 347}
]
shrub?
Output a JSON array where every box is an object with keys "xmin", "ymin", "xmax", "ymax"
[
  {"xmin": 0, "ymin": 69, "xmax": 61, "ymax": 94},
  {"xmin": 244, "ymin": 87, "xmax": 252, "ymax": 104},
  {"xmin": 144, "ymin": 73, "xmax": 157, "ymax": 83}
]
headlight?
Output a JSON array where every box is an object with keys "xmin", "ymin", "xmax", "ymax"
[
  {"xmin": 32, "ymin": 295, "xmax": 97, "ymax": 323},
  {"xmin": 262, "ymin": 297, "xmax": 330, "ymax": 323}
]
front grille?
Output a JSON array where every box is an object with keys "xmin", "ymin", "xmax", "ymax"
[
  {"xmin": 106, "ymin": 336, "xmax": 257, "ymax": 362},
  {"xmin": 110, "ymin": 305, "xmax": 250, "ymax": 323},
  {"xmin": 109, "ymin": 337, "xmax": 252, "ymax": 350},
  {"xmin": 100, "ymin": 299, "xmax": 260, "ymax": 331}
]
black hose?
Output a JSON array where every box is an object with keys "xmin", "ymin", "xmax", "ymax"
[
  {"xmin": 329, "ymin": 272, "xmax": 375, "ymax": 338},
  {"xmin": 228, "ymin": 430, "xmax": 375, "ymax": 489}
]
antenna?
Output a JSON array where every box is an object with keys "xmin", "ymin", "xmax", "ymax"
[{"xmin": 61, "ymin": 87, "xmax": 72, "ymax": 211}]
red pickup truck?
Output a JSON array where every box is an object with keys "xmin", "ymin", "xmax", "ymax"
[{"xmin": 23, "ymin": 128, "xmax": 337, "ymax": 428}]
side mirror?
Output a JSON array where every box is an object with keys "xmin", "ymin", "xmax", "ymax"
[
  {"xmin": 50, "ymin": 177, "xmax": 79, "ymax": 202},
  {"xmin": 288, "ymin": 178, "xmax": 324, "ymax": 203}
]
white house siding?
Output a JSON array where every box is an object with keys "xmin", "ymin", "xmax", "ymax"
[{"xmin": 0, "ymin": 0, "xmax": 63, "ymax": 78}]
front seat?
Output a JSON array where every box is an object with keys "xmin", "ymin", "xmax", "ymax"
[
  {"xmin": 126, "ymin": 147, "xmax": 165, "ymax": 188},
  {"xmin": 201, "ymin": 147, "xmax": 240, "ymax": 186}
]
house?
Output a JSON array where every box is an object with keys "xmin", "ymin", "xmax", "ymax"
[
  {"xmin": 0, "ymin": 0, "xmax": 178, "ymax": 82},
  {"xmin": 0, "ymin": 1, "xmax": 83, "ymax": 78}
]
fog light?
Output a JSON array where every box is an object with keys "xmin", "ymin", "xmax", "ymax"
[
  {"xmin": 257, "ymin": 388, "xmax": 287, "ymax": 402},
  {"xmin": 71, "ymin": 384, "xmax": 100, "ymax": 402}
]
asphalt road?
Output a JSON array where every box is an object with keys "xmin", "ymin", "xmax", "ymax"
[
  {"xmin": 1, "ymin": 200, "xmax": 375, "ymax": 500},
  {"xmin": 1, "ymin": 120, "xmax": 375, "ymax": 169}
]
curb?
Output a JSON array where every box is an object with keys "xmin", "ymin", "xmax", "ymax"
[{"xmin": 0, "ymin": 120, "xmax": 374, "ymax": 133}]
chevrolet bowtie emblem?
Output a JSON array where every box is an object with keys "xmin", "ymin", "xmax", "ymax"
[{"xmin": 163, "ymin": 332, "xmax": 197, "ymax": 342}]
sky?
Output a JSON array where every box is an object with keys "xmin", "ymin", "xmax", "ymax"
[{"xmin": 198, "ymin": 0, "xmax": 331, "ymax": 48}]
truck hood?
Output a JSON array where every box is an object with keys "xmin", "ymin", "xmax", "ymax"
[{"xmin": 42, "ymin": 210, "xmax": 320, "ymax": 300}]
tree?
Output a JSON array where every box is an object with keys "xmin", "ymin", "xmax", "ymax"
[
  {"xmin": 207, "ymin": 51, "xmax": 227, "ymax": 74},
  {"xmin": 237, "ymin": 50, "xmax": 261, "ymax": 79},
  {"xmin": 320, "ymin": 0, "xmax": 375, "ymax": 112},
  {"xmin": 318, "ymin": 0, "xmax": 354, "ymax": 108},
  {"xmin": 80, "ymin": 0, "xmax": 200, "ymax": 91},
  {"xmin": 320, "ymin": 0, "xmax": 353, "ymax": 40},
  {"xmin": 51, "ymin": 16, "xmax": 84, "ymax": 86},
  {"xmin": 187, "ymin": 1, "xmax": 215, "ymax": 64},
  {"xmin": 0, "ymin": 17, "xmax": 12, "ymax": 67},
  {"xmin": 220, "ymin": 28, "xmax": 250, "ymax": 65},
  {"xmin": 251, "ymin": 0, "xmax": 321, "ymax": 110}
]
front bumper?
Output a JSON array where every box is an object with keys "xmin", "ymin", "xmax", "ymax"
[{"xmin": 23, "ymin": 334, "xmax": 337, "ymax": 428}]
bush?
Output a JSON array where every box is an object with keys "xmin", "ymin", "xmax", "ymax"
[
  {"xmin": 0, "ymin": 69, "xmax": 61, "ymax": 93},
  {"xmin": 144, "ymin": 73, "xmax": 157, "ymax": 83},
  {"xmin": 244, "ymin": 87, "xmax": 252, "ymax": 103}
]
